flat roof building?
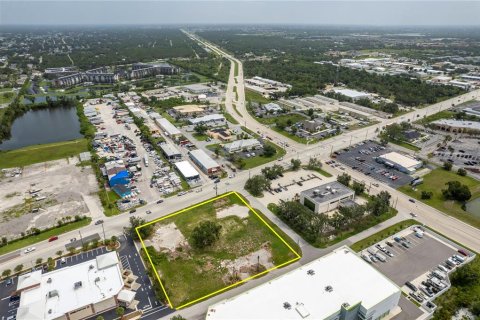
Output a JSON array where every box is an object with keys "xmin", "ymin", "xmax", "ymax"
[
  {"xmin": 173, "ymin": 104, "xmax": 207, "ymax": 116},
  {"xmin": 333, "ymin": 88, "xmax": 371, "ymax": 101},
  {"xmin": 223, "ymin": 139, "xmax": 262, "ymax": 153},
  {"xmin": 16, "ymin": 252, "xmax": 138, "ymax": 320},
  {"xmin": 189, "ymin": 114, "xmax": 226, "ymax": 127},
  {"xmin": 174, "ymin": 160, "xmax": 200, "ymax": 182},
  {"xmin": 183, "ymin": 84, "xmax": 211, "ymax": 94},
  {"xmin": 206, "ymin": 246, "xmax": 401, "ymax": 320},
  {"xmin": 160, "ymin": 143, "xmax": 182, "ymax": 161},
  {"xmin": 431, "ymin": 119, "xmax": 480, "ymax": 134},
  {"xmin": 188, "ymin": 149, "xmax": 221, "ymax": 174},
  {"xmin": 155, "ymin": 118, "xmax": 182, "ymax": 138},
  {"xmin": 377, "ymin": 152, "xmax": 423, "ymax": 174},
  {"xmin": 300, "ymin": 181, "xmax": 355, "ymax": 213}
]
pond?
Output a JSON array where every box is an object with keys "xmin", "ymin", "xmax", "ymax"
[
  {"xmin": 0, "ymin": 105, "xmax": 82, "ymax": 151},
  {"xmin": 465, "ymin": 197, "xmax": 480, "ymax": 217}
]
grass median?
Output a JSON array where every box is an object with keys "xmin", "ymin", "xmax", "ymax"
[
  {"xmin": 0, "ymin": 217, "xmax": 91, "ymax": 256},
  {"xmin": 0, "ymin": 138, "xmax": 88, "ymax": 168}
]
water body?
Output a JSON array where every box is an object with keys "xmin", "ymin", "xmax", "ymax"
[
  {"xmin": 466, "ymin": 197, "xmax": 480, "ymax": 217},
  {"xmin": 0, "ymin": 106, "xmax": 82, "ymax": 151}
]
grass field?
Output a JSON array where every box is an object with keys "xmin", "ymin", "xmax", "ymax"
[
  {"xmin": 0, "ymin": 218, "xmax": 91, "ymax": 256},
  {"xmin": 245, "ymin": 89, "xmax": 270, "ymax": 104},
  {"xmin": 99, "ymin": 190, "xmax": 121, "ymax": 217},
  {"xmin": 399, "ymin": 168, "xmax": 480, "ymax": 228},
  {"xmin": 192, "ymin": 133, "xmax": 208, "ymax": 141},
  {"xmin": 222, "ymin": 111, "xmax": 239, "ymax": 124},
  {"xmin": 415, "ymin": 110, "xmax": 455, "ymax": 125},
  {"xmin": 389, "ymin": 139, "xmax": 421, "ymax": 151},
  {"xmin": 0, "ymin": 139, "xmax": 88, "ymax": 168},
  {"xmin": 138, "ymin": 192, "xmax": 299, "ymax": 308},
  {"xmin": 350, "ymin": 219, "xmax": 418, "ymax": 252}
]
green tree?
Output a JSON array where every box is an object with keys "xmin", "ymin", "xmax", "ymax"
[
  {"xmin": 171, "ymin": 316, "xmax": 187, "ymax": 320},
  {"xmin": 191, "ymin": 221, "xmax": 222, "ymax": 249},
  {"xmin": 96, "ymin": 316, "xmax": 105, "ymax": 320},
  {"xmin": 457, "ymin": 168, "xmax": 467, "ymax": 176},
  {"xmin": 337, "ymin": 173, "xmax": 351, "ymax": 187},
  {"xmin": 443, "ymin": 161, "xmax": 453, "ymax": 171},
  {"xmin": 442, "ymin": 181, "xmax": 472, "ymax": 202},
  {"xmin": 115, "ymin": 306, "xmax": 125, "ymax": 317},
  {"xmin": 129, "ymin": 216, "xmax": 154, "ymax": 240},
  {"xmin": 2, "ymin": 269, "xmax": 11, "ymax": 278},
  {"xmin": 307, "ymin": 157, "xmax": 322, "ymax": 170},
  {"xmin": 245, "ymin": 175, "xmax": 271, "ymax": 197},
  {"xmin": 56, "ymin": 250, "xmax": 63, "ymax": 257},
  {"xmin": 194, "ymin": 123, "xmax": 208, "ymax": 135},
  {"xmin": 421, "ymin": 191, "xmax": 433, "ymax": 199},
  {"xmin": 14, "ymin": 264, "xmax": 23, "ymax": 272},
  {"xmin": 351, "ymin": 181, "xmax": 366, "ymax": 195},
  {"xmin": 35, "ymin": 258, "xmax": 43, "ymax": 265},
  {"xmin": 291, "ymin": 159, "xmax": 301, "ymax": 171},
  {"xmin": 367, "ymin": 191, "xmax": 391, "ymax": 216},
  {"xmin": 262, "ymin": 144, "xmax": 276, "ymax": 157}
]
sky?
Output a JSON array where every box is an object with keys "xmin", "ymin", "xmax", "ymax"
[{"xmin": 0, "ymin": 1, "xmax": 479, "ymax": 26}]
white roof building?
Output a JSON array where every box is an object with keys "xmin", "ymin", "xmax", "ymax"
[
  {"xmin": 378, "ymin": 152, "xmax": 422, "ymax": 174},
  {"xmin": 432, "ymin": 119, "xmax": 480, "ymax": 132},
  {"xmin": 174, "ymin": 160, "xmax": 200, "ymax": 180},
  {"xmin": 263, "ymin": 103, "xmax": 283, "ymax": 112},
  {"xmin": 333, "ymin": 88, "xmax": 371, "ymax": 101},
  {"xmin": 188, "ymin": 149, "xmax": 220, "ymax": 174},
  {"xmin": 189, "ymin": 114, "xmax": 226, "ymax": 126},
  {"xmin": 16, "ymin": 252, "xmax": 127, "ymax": 320},
  {"xmin": 223, "ymin": 139, "xmax": 262, "ymax": 153},
  {"xmin": 155, "ymin": 118, "xmax": 182, "ymax": 137},
  {"xmin": 206, "ymin": 247, "xmax": 401, "ymax": 320}
]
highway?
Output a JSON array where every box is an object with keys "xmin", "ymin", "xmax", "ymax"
[{"xmin": 1, "ymin": 30, "xmax": 480, "ymax": 320}]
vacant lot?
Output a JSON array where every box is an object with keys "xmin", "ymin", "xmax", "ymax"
[
  {"xmin": 399, "ymin": 168, "xmax": 480, "ymax": 228},
  {"xmin": 0, "ymin": 158, "xmax": 101, "ymax": 238},
  {"xmin": 0, "ymin": 139, "xmax": 88, "ymax": 168},
  {"xmin": 139, "ymin": 192, "xmax": 299, "ymax": 308}
]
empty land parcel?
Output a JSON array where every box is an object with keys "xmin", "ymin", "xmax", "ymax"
[{"xmin": 137, "ymin": 192, "xmax": 300, "ymax": 309}]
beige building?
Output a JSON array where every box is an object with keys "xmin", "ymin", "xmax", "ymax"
[
  {"xmin": 173, "ymin": 104, "xmax": 207, "ymax": 116},
  {"xmin": 15, "ymin": 252, "xmax": 140, "ymax": 320}
]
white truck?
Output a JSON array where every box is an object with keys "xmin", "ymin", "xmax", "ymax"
[{"xmin": 143, "ymin": 154, "xmax": 149, "ymax": 167}]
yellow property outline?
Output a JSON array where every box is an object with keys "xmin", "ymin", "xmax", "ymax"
[{"xmin": 135, "ymin": 191, "xmax": 301, "ymax": 310}]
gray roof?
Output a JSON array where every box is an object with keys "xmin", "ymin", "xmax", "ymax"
[
  {"xmin": 189, "ymin": 149, "xmax": 219, "ymax": 170},
  {"xmin": 160, "ymin": 143, "xmax": 181, "ymax": 157},
  {"xmin": 301, "ymin": 181, "xmax": 354, "ymax": 204}
]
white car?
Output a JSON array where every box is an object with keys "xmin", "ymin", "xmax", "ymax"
[{"xmin": 24, "ymin": 247, "xmax": 36, "ymax": 254}]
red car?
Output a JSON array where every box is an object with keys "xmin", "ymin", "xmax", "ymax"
[
  {"xmin": 458, "ymin": 249, "xmax": 469, "ymax": 257},
  {"xmin": 48, "ymin": 236, "xmax": 58, "ymax": 242}
]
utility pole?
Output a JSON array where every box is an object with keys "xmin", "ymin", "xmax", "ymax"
[{"xmin": 79, "ymin": 230, "xmax": 84, "ymax": 247}]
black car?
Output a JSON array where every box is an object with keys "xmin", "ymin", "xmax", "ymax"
[
  {"xmin": 405, "ymin": 281, "xmax": 418, "ymax": 292},
  {"xmin": 129, "ymin": 209, "xmax": 136, "ymax": 214},
  {"xmin": 9, "ymin": 295, "xmax": 20, "ymax": 302},
  {"xmin": 95, "ymin": 220, "xmax": 104, "ymax": 225},
  {"xmin": 156, "ymin": 199, "xmax": 164, "ymax": 204}
]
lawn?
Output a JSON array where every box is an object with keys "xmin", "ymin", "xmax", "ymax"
[
  {"xmin": 248, "ymin": 112, "xmax": 313, "ymax": 144},
  {"xmin": 245, "ymin": 89, "xmax": 270, "ymax": 104},
  {"xmin": 0, "ymin": 139, "xmax": 88, "ymax": 168},
  {"xmin": 222, "ymin": 111, "xmax": 239, "ymax": 125},
  {"xmin": 99, "ymin": 189, "xmax": 121, "ymax": 217},
  {"xmin": 0, "ymin": 218, "xmax": 91, "ymax": 256},
  {"xmin": 389, "ymin": 139, "xmax": 421, "ymax": 151},
  {"xmin": 350, "ymin": 219, "xmax": 418, "ymax": 252},
  {"xmin": 192, "ymin": 133, "xmax": 208, "ymax": 141},
  {"xmin": 399, "ymin": 168, "xmax": 480, "ymax": 228},
  {"xmin": 138, "ymin": 192, "xmax": 299, "ymax": 308},
  {"xmin": 414, "ymin": 110, "xmax": 455, "ymax": 125}
]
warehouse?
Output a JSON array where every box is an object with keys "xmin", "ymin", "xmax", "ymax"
[
  {"xmin": 160, "ymin": 143, "xmax": 182, "ymax": 161},
  {"xmin": 183, "ymin": 83, "xmax": 211, "ymax": 94},
  {"xmin": 206, "ymin": 246, "xmax": 401, "ymax": 320},
  {"xmin": 300, "ymin": 181, "xmax": 355, "ymax": 214},
  {"xmin": 223, "ymin": 139, "xmax": 262, "ymax": 153},
  {"xmin": 188, "ymin": 114, "xmax": 226, "ymax": 127},
  {"xmin": 173, "ymin": 104, "xmax": 207, "ymax": 116},
  {"xmin": 377, "ymin": 152, "xmax": 422, "ymax": 174},
  {"xmin": 155, "ymin": 118, "xmax": 182, "ymax": 138},
  {"xmin": 15, "ymin": 252, "xmax": 139, "ymax": 320},
  {"xmin": 174, "ymin": 161, "xmax": 200, "ymax": 182},
  {"xmin": 188, "ymin": 149, "xmax": 221, "ymax": 174},
  {"xmin": 431, "ymin": 119, "xmax": 480, "ymax": 134},
  {"xmin": 333, "ymin": 88, "xmax": 372, "ymax": 101}
]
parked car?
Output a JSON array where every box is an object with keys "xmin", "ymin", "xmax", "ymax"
[
  {"xmin": 129, "ymin": 209, "xmax": 136, "ymax": 214},
  {"xmin": 458, "ymin": 249, "xmax": 469, "ymax": 257},
  {"xmin": 156, "ymin": 199, "xmax": 164, "ymax": 204},
  {"xmin": 409, "ymin": 198, "xmax": 416, "ymax": 203},
  {"xmin": 95, "ymin": 220, "xmax": 104, "ymax": 225},
  {"xmin": 6, "ymin": 278, "xmax": 13, "ymax": 286},
  {"xmin": 146, "ymin": 210, "xmax": 152, "ymax": 214},
  {"xmin": 24, "ymin": 247, "xmax": 36, "ymax": 254},
  {"xmin": 48, "ymin": 236, "xmax": 58, "ymax": 242},
  {"xmin": 405, "ymin": 281, "xmax": 418, "ymax": 292}
]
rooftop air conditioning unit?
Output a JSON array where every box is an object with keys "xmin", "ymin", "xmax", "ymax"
[{"xmin": 47, "ymin": 278, "xmax": 52, "ymax": 283}]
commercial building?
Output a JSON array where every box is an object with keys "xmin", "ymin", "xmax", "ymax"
[
  {"xmin": 44, "ymin": 67, "xmax": 78, "ymax": 79},
  {"xmin": 174, "ymin": 161, "xmax": 200, "ymax": 182},
  {"xmin": 431, "ymin": 119, "xmax": 480, "ymax": 134},
  {"xmin": 188, "ymin": 114, "xmax": 226, "ymax": 127},
  {"xmin": 463, "ymin": 106, "xmax": 480, "ymax": 118},
  {"xmin": 15, "ymin": 252, "xmax": 139, "ymax": 320},
  {"xmin": 155, "ymin": 118, "xmax": 182, "ymax": 138},
  {"xmin": 160, "ymin": 143, "xmax": 182, "ymax": 161},
  {"xmin": 333, "ymin": 88, "xmax": 372, "ymax": 101},
  {"xmin": 104, "ymin": 160, "xmax": 130, "ymax": 187},
  {"xmin": 377, "ymin": 152, "xmax": 422, "ymax": 174},
  {"xmin": 263, "ymin": 102, "xmax": 283, "ymax": 113},
  {"xmin": 300, "ymin": 181, "xmax": 355, "ymax": 213},
  {"xmin": 223, "ymin": 139, "xmax": 262, "ymax": 154},
  {"xmin": 130, "ymin": 62, "xmax": 178, "ymax": 79},
  {"xmin": 188, "ymin": 149, "xmax": 221, "ymax": 174},
  {"xmin": 173, "ymin": 104, "xmax": 207, "ymax": 116},
  {"xmin": 207, "ymin": 128, "xmax": 234, "ymax": 142},
  {"xmin": 53, "ymin": 67, "xmax": 117, "ymax": 87},
  {"xmin": 183, "ymin": 84, "xmax": 211, "ymax": 94},
  {"xmin": 206, "ymin": 246, "xmax": 401, "ymax": 320},
  {"xmin": 244, "ymin": 76, "xmax": 291, "ymax": 98}
]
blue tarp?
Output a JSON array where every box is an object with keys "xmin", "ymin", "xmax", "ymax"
[{"xmin": 109, "ymin": 170, "xmax": 130, "ymax": 187}]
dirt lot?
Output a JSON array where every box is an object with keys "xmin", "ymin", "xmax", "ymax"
[{"xmin": 0, "ymin": 157, "xmax": 101, "ymax": 238}]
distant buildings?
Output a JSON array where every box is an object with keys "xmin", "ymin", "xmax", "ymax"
[
  {"xmin": 300, "ymin": 181, "xmax": 355, "ymax": 214},
  {"xmin": 431, "ymin": 119, "xmax": 480, "ymax": 134},
  {"xmin": 333, "ymin": 88, "xmax": 372, "ymax": 101},
  {"xmin": 377, "ymin": 152, "xmax": 422, "ymax": 174},
  {"xmin": 183, "ymin": 83, "xmax": 212, "ymax": 94},
  {"xmin": 15, "ymin": 252, "xmax": 140, "ymax": 320},
  {"xmin": 130, "ymin": 62, "xmax": 178, "ymax": 79},
  {"xmin": 244, "ymin": 76, "xmax": 291, "ymax": 98},
  {"xmin": 53, "ymin": 66, "xmax": 117, "ymax": 87},
  {"xmin": 206, "ymin": 246, "xmax": 401, "ymax": 320}
]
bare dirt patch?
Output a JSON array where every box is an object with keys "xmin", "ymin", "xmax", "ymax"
[
  {"xmin": 221, "ymin": 244, "xmax": 274, "ymax": 280},
  {"xmin": 216, "ymin": 204, "xmax": 250, "ymax": 219},
  {"xmin": 147, "ymin": 222, "xmax": 188, "ymax": 252}
]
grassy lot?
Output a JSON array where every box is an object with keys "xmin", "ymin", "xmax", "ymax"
[
  {"xmin": 389, "ymin": 139, "xmax": 421, "ymax": 151},
  {"xmin": 245, "ymin": 89, "xmax": 270, "ymax": 104},
  {"xmin": 140, "ymin": 193, "xmax": 299, "ymax": 307},
  {"xmin": 222, "ymin": 110, "xmax": 239, "ymax": 124},
  {"xmin": 0, "ymin": 91, "xmax": 15, "ymax": 104},
  {"xmin": 0, "ymin": 218, "xmax": 91, "ymax": 256},
  {"xmin": 350, "ymin": 219, "xmax": 418, "ymax": 252},
  {"xmin": 415, "ymin": 110, "xmax": 455, "ymax": 125},
  {"xmin": 303, "ymin": 166, "xmax": 333, "ymax": 178},
  {"xmin": 99, "ymin": 189, "xmax": 121, "ymax": 217},
  {"xmin": 0, "ymin": 139, "xmax": 88, "ymax": 168},
  {"xmin": 192, "ymin": 133, "xmax": 208, "ymax": 141},
  {"xmin": 399, "ymin": 168, "xmax": 480, "ymax": 228},
  {"xmin": 252, "ymin": 113, "xmax": 311, "ymax": 144}
]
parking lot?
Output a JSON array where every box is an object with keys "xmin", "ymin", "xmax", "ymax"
[
  {"xmin": 0, "ymin": 235, "xmax": 172, "ymax": 320},
  {"xmin": 335, "ymin": 141, "xmax": 413, "ymax": 188}
]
